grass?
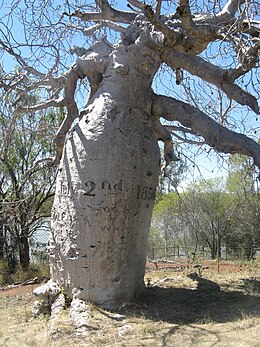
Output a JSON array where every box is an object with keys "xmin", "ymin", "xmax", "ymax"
[
  {"xmin": 0, "ymin": 267, "xmax": 260, "ymax": 346},
  {"xmin": 0, "ymin": 260, "xmax": 50, "ymax": 286}
]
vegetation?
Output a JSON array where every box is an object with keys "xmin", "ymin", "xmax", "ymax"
[
  {"xmin": 0, "ymin": 90, "xmax": 61, "ymax": 271},
  {"xmin": 150, "ymin": 157, "xmax": 259, "ymax": 261},
  {"xmin": 0, "ymin": 260, "xmax": 50, "ymax": 286}
]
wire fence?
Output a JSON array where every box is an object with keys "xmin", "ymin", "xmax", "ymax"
[
  {"xmin": 147, "ymin": 244, "xmax": 260, "ymax": 262},
  {"xmin": 0, "ymin": 231, "xmax": 49, "ymax": 297},
  {"xmin": 0, "ymin": 231, "xmax": 259, "ymax": 297}
]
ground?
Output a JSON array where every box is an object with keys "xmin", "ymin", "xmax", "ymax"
[{"xmin": 0, "ymin": 261, "xmax": 259, "ymax": 346}]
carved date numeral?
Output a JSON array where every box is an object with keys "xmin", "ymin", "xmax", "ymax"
[
  {"xmin": 83, "ymin": 181, "xmax": 96, "ymax": 196},
  {"xmin": 136, "ymin": 185, "xmax": 156, "ymax": 200},
  {"xmin": 83, "ymin": 179, "xmax": 123, "ymax": 197}
]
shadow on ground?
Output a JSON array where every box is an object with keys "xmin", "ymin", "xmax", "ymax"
[{"xmin": 119, "ymin": 274, "xmax": 260, "ymax": 325}]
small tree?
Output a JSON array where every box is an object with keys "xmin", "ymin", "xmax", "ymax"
[
  {"xmin": 225, "ymin": 155, "xmax": 260, "ymax": 260},
  {"xmin": 152, "ymin": 192, "xmax": 181, "ymax": 253},
  {"xmin": 179, "ymin": 179, "xmax": 236, "ymax": 259},
  {"xmin": 0, "ymin": 91, "xmax": 59, "ymax": 270}
]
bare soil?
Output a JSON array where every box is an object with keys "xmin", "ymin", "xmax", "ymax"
[
  {"xmin": 0, "ymin": 284, "xmax": 39, "ymax": 298},
  {"xmin": 0, "ymin": 263, "xmax": 259, "ymax": 347}
]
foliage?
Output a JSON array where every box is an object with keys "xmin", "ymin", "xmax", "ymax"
[
  {"xmin": 0, "ymin": 260, "xmax": 49, "ymax": 285},
  {"xmin": 152, "ymin": 192, "xmax": 180, "ymax": 247},
  {"xmin": 225, "ymin": 155, "xmax": 260, "ymax": 259},
  {"xmin": 0, "ymin": 89, "xmax": 61, "ymax": 269},
  {"xmin": 0, "ymin": 260, "xmax": 11, "ymax": 284},
  {"xmin": 11, "ymin": 263, "xmax": 50, "ymax": 285},
  {"xmin": 151, "ymin": 170, "xmax": 259, "ymax": 260}
]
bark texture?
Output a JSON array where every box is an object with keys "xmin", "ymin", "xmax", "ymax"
[{"xmin": 49, "ymin": 41, "xmax": 161, "ymax": 308}]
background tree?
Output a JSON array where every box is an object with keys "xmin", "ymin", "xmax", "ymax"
[
  {"xmin": 0, "ymin": 88, "xmax": 60, "ymax": 270},
  {"xmin": 225, "ymin": 155, "xmax": 260, "ymax": 259},
  {"xmin": 152, "ymin": 192, "xmax": 180, "ymax": 253},
  {"xmin": 178, "ymin": 179, "xmax": 236, "ymax": 259},
  {"xmin": 0, "ymin": 0, "xmax": 259, "ymax": 308}
]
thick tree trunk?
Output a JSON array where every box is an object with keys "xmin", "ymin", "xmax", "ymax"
[
  {"xmin": 0, "ymin": 224, "xmax": 4, "ymax": 260},
  {"xmin": 49, "ymin": 84, "xmax": 160, "ymax": 308},
  {"xmin": 19, "ymin": 232, "xmax": 30, "ymax": 271}
]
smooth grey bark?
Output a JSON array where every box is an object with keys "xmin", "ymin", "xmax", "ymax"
[{"xmin": 49, "ymin": 42, "xmax": 162, "ymax": 308}]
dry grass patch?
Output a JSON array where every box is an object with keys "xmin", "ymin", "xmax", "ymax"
[{"xmin": 0, "ymin": 267, "xmax": 260, "ymax": 347}]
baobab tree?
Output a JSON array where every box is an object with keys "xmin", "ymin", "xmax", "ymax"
[{"xmin": 0, "ymin": 0, "xmax": 259, "ymax": 308}]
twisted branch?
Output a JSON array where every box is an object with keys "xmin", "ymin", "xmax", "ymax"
[{"xmin": 152, "ymin": 93, "xmax": 260, "ymax": 168}]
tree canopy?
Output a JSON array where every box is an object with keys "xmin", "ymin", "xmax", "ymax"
[{"xmin": 0, "ymin": 0, "xmax": 259, "ymax": 170}]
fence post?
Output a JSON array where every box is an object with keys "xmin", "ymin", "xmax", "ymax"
[{"xmin": 152, "ymin": 247, "xmax": 155, "ymax": 260}]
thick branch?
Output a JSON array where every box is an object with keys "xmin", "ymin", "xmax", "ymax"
[
  {"xmin": 9, "ymin": 38, "xmax": 112, "ymax": 165},
  {"xmin": 95, "ymin": 20, "xmax": 127, "ymax": 33},
  {"xmin": 144, "ymin": 5, "xmax": 183, "ymax": 46},
  {"xmin": 127, "ymin": 0, "xmax": 145, "ymax": 11},
  {"xmin": 215, "ymin": 0, "xmax": 246, "ymax": 24},
  {"xmin": 163, "ymin": 50, "xmax": 259, "ymax": 114},
  {"xmin": 165, "ymin": 124, "xmax": 197, "ymax": 135},
  {"xmin": 53, "ymin": 67, "xmax": 81, "ymax": 165},
  {"xmin": 152, "ymin": 93, "xmax": 260, "ymax": 168},
  {"xmin": 14, "ymin": 65, "xmax": 81, "ymax": 165},
  {"xmin": 195, "ymin": 0, "xmax": 246, "ymax": 25},
  {"xmin": 177, "ymin": 0, "xmax": 219, "ymax": 40},
  {"xmin": 156, "ymin": 0, "xmax": 162, "ymax": 16},
  {"xmin": 241, "ymin": 20, "xmax": 260, "ymax": 38},
  {"xmin": 66, "ymin": 2, "xmax": 135, "ymax": 24}
]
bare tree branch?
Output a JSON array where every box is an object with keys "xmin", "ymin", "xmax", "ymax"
[
  {"xmin": 163, "ymin": 49, "xmax": 259, "ymax": 114},
  {"xmin": 65, "ymin": 1, "xmax": 136, "ymax": 24},
  {"xmin": 215, "ymin": 0, "xmax": 246, "ymax": 24},
  {"xmin": 65, "ymin": 22, "xmax": 102, "ymax": 36},
  {"xmin": 127, "ymin": 0, "xmax": 145, "ymax": 11},
  {"xmin": 152, "ymin": 93, "xmax": 260, "ymax": 168},
  {"xmin": 144, "ymin": 5, "xmax": 184, "ymax": 47},
  {"xmin": 155, "ymin": 0, "xmax": 162, "ymax": 16},
  {"xmin": 170, "ymin": 131, "xmax": 206, "ymax": 146},
  {"xmin": 0, "ymin": 39, "xmax": 45, "ymax": 79},
  {"xmin": 53, "ymin": 67, "xmax": 79, "ymax": 164},
  {"xmin": 96, "ymin": 20, "xmax": 127, "ymax": 33},
  {"xmin": 176, "ymin": 0, "xmax": 220, "ymax": 40}
]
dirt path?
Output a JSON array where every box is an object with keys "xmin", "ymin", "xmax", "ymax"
[{"xmin": 0, "ymin": 283, "xmax": 39, "ymax": 298}]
